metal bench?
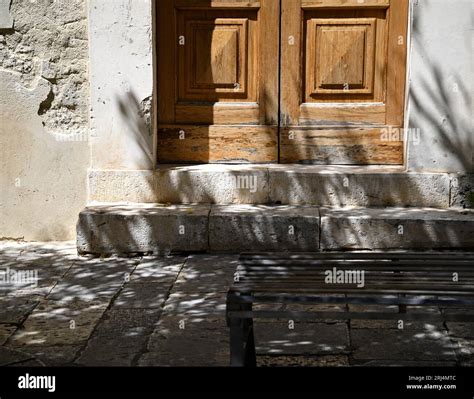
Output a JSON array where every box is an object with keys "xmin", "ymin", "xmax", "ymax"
[{"xmin": 226, "ymin": 252, "xmax": 474, "ymax": 367}]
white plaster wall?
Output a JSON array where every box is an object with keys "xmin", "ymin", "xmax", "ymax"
[
  {"xmin": 0, "ymin": 0, "xmax": 90, "ymax": 241},
  {"xmin": 0, "ymin": 0, "xmax": 13, "ymax": 29},
  {"xmin": 0, "ymin": 72, "xmax": 89, "ymax": 241},
  {"xmin": 407, "ymin": 0, "xmax": 473, "ymax": 173},
  {"xmin": 88, "ymin": 0, "xmax": 155, "ymax": 171}
]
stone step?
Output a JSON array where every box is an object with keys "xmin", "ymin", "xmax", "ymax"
[
  {"xmin": 77, "ymin": 204, "xmax": 474, "ymax": 255},
  {"xmin": 88, "ymin": 165, "xmax": 472, "ymax": 208}
]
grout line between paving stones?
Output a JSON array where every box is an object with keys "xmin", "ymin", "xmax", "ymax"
[
  {"xmin": 345, "ymin": 296, "xmax": 356, "ymax": 366},
  {"xmin": 71, "ymin": 258, "xmax": 142, "ymax": 364},
  {"xmin": 318, "ymin": 207, "xmax": 322, "ymax": 251},
  {"xmin": 44, "ymin": 259, "xmax": 77, "ymax": 300},
  {"xmin": 1, "ymin": 347, "xmax": 46, "ymax": 367},
  {"xmin": 207, "ymin": 207, "xmax": 212, "ymax": 253},
  {"xmin": 3, "ymin": 258, "xmax": 76, "ymax": 348},
  {"xmin": 131, "ymin": 257, "xmax": 189, "ymax": 366}
]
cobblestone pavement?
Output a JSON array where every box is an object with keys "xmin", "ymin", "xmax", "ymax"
[{"xmin": 0, "ymin": 242, "xmax": 472, "ymax": 367}]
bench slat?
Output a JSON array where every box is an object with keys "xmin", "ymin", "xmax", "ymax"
[
  {"xmin": 227, "ymin": 310, "xmax": 474, "ymax": 322},
  {"xmin": 240, "ymin": 252, "xmax": 474, "ymax": 261},
  {"xmin": 227, "ymin": 292, "xmax": 474, "ymax": 305}
]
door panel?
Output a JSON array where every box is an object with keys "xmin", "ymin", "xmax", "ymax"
[
  {"xmin": 280, "ymin": 0, "xmax": 408, "ymax": 164},
  {"xmin": 157, "ymin": 0, "xmax": 279, "ymax": 163}
]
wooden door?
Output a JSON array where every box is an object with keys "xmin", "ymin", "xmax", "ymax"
[
  {"xmin": 157, "ymin": 0, "xmax": 279, "ymax": 164},
  {"xmin": 280, "ymin": 0, "xmax": 409, "ymax": 164}
]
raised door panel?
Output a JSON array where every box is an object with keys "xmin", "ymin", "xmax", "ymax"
[
  {"xmin": 178, "ymin": 14, "xmax": 254, "ymax": 103},
  {"xmin": 308, "ymin": 18, "xmax": 376, "ymax": 96}
]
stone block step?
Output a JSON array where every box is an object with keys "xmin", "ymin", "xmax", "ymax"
[
  {"xmin": 77, "ymin": 204, "xmax": 474, "ymax": 255},
  {"xmin": 88, "ymin": 165, "xmax": 473, "ymax": 208},
  {"xmin": 320, "ymin": 207, "xmax": 474, "ymax": 250},
  {"xmin": 77, "ymin": 204, "xmax": 210, "ymax": 255}
]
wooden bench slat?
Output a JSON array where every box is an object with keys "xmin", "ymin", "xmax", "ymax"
[
  {"xmin": 241, "ymin": 259, "xmax": 474, "ymax": 267},
  {"xmin": 227, "ymin": 293, "xmax": 474, "ymax": 305},
  {"xmin": 230, "ymin": 287, "xmax": 474, "ymax": 296},
  {"xmin": 227, "ymin": 310, "xmax": 474, "ymax": 322},
  {"xmin": 240, "ymin": 252, "xmax": 474, "ymax": 260}
]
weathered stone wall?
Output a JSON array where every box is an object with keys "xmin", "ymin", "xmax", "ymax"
[
  {"xmin": 0, "ymin": 0, "xmax": 89, "ymax": 137},
  {"xmin": 0, "ymin": 0, "xmax": 90, "ymax": 241}
]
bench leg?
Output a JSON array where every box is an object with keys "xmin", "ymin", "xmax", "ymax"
[
  {"xmin": 228, "ymin": 299, "xmax": 257, "ymax": 367},
  {"xmin": 229, "ymin": 318, "xmax": 245, "ymax": 367},
  {"xmin": 244, "ymin": 319, "xmax": 257, "ymax": 367},
  {"xmin": 399, "ymin": 294, "xmax": 407, "ymax": 314},
  {"xmin": 229, "ymin": 317, "xmax": 257, "ymax": 367}
]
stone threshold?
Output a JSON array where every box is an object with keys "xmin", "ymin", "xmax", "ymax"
[
  {"xmin": 156, "ymin": 164, "xmax": 408, "ymax": 173},
  {"xmin": 87, "ymin": 166, "xmax": 471, "ymax": 208},
  {"xmin": 77, "ymin": 204, "xmax": 474, "ymax": 255}
]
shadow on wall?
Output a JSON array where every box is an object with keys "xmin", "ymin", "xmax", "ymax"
[
  {"xmin": 408, "ymin": 7, "xmax": 473, "ymax": 173},
  {"xmin": 117, "ymin": 90, "xmax": 154, "ymax": 169},
  {"xmin": 79, "ymin": 0, "xmax": 473, "ymax": 256}
]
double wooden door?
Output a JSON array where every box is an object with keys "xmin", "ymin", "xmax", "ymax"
[{"xmin": 157, "ymin": 0, "xmax": 408, "ymax": 164}]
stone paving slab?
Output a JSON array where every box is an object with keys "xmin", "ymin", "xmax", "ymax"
[
  {"xmin": 2, "ymin": 280, "xmax": 60, "ymax": 298},
  {"xmin": 449, "ymin": 337, "xmax": 474, "ymax": 361},
  {"xmin": 356, "ymin": 360, "xmax": 457, "ymax": 367},
  {"xmin": 76, "ymin": 333, "xmax": 148, "ymax": 367},
  {"xmin": 0, "ymin": 255, "xmax": 20, "ymax": 268},
  {"xmin": 91, "ymin": 308, "xmax": 161, "ymax": 336},
  {"xmin": 131, "ymin": 257, "xmax": 185, "ymax": 283},
  {"xmin": 446, "ymin": 323, "xmax": 474, "ymax": 339},
  {"xmin": 0, "ymin": 244, "xmax": 26, "ymax": 257},
  {"xmin": 7, "ymin": 300, "xmax": 108, "ymax": 347},
  {"xmin": 113, "ymin": 282, "xmax": 172, "ymax": 309},
  {"xmin": 254, "ymin": 322, "xmax": 350, "ymax": 356},
  {"xmin": 163, "ymin": 292, "xmax": 227, "ymax": 317},
  {"xmin": 443, "ymin": 308, "xmax": 474, "ymax": 339},
  {"xmin": 258, "ymin": 355, "xmax": 350, "ymax": 367},
  {"xmin": 351, "ymin": 329, "xmax": 457, "ymax": 362},
  {"xmin": 74, "ymin": 308, "xmax": 162, "ymax": 366},
  {"xmin": 349, "ymin": 305, "xmax": 445, "ymax": 330},
  {"xmin": 173, "ymin": 254, "xmax": 239, "ymax": 290},
  {"xmin": 0, "ymin": 325, "xmax": 17, "ymax": 345},
  {"xmin": 0, "ymin": 257, "xmax": 71, "ymax": 298},
  {"xmin": 15, "ymin": 251, "xmax": 78, "ymax": 265},
  {"xmin": 0, "ymin": 347, "xmax": 38, "ymax": 366},
  {"xmin": 21, "ymin": 345, "xmax": 81, "ymax": 367},
  {"xmin": 1, "ymin": 260, "xmax": 72, "ymax": 280},
  {"xmin": 8, "ymin": 359, "xmax": 44, "ymax": 367},
  {"xmin": 139, "ymin": 316, "xmax": 229, "ymax": 367},
  {"xmin": 47, "ymin": 258, "xmax": 140, "ymax": 302},
  {"xmin": 0, "ymin": 297, "xmax": 39, "ymax": 324}
]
